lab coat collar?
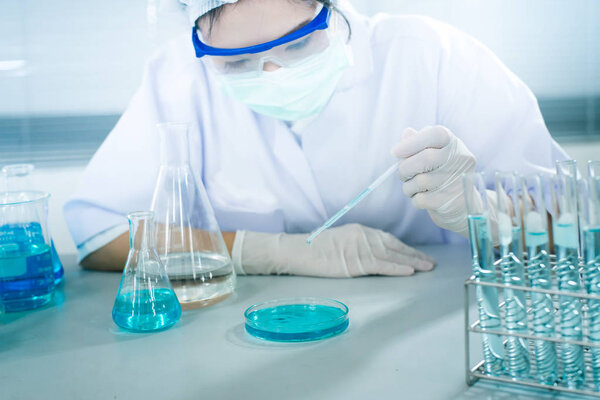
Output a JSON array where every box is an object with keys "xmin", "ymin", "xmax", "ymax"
[
  {"xmin": 271, "ymin": 120, "xmax": 328, "ymax": 219},
  {"xmin": 335, "ymin": 0, "xmax": 374, "ymax": 91}
]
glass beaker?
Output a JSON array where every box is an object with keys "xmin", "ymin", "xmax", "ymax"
[
  {"xmin": 150, "ymin": 123, "xmax": 235, "ymax": 309},
  {"xmin": 0, "ymin": 191, "xmax": 54, "ymax": 312},
  {"xmin": 112, "ymin": 211, "xmax": 181, "ymax": 332},
  {"xmin": 2, "ymin": 164, "xmax": 64, "ymax": 285}
]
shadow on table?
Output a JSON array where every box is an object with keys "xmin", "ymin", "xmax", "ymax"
[
  {"xmin": 0, "ymin": 269, "xmax": 265, "ymax": 358},
  {"xmin": 199, "ymin": 273, "xmax": 467, "ymax": 400}
]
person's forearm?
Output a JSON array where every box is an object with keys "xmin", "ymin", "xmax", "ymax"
[
  {"xmin": 80, "ymin": 232, "xmax": 130, "ymax": 271},
  {"xmin": 80, "ymin": 230, "xmax": 237, "ymax": 271},
  {"xmin": 222, "ymin": 231, "xmax": 236, "ymax": 255}
]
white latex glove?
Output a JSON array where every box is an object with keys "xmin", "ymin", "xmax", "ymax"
[
  {"xmin": 232, "ymin": 223, "xmax": 435, "ymax": 278},
  {"xmin": 391, "ymin": 126, "xmax": 498, "ymax": 240}
]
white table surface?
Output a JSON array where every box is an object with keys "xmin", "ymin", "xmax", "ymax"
[{"xmin": 0, "ymin": 245, "xmax": 579, "ymax": 400}]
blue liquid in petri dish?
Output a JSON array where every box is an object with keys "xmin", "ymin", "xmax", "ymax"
[
  {"xmin": 0, "ymin": 223, "xmax": 54, "ymax": 312},
  {"xmin": 112, "ymin": 288, "xmax": 181, "ymax": 332},
  {"xmin": 245, "ymin": 303, "xmax": 349, "ymax": 342}
]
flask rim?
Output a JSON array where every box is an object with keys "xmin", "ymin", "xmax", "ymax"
[
  {"xmin": 0, "ymin": 190, "xmax": 50, "ymax": 207},
  {"xmin": 127, "ymin": 211, "xmax": 155, "ymax": 221}
]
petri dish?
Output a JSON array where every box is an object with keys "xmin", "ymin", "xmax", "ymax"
[{"xmin": 244, "ymin": 297, "xmax": 349, "ymax": 342}]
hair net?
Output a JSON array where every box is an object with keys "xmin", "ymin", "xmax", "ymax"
[{"xmin": 179, "ymin": 0, "xmax": 239, "ymax": 26}]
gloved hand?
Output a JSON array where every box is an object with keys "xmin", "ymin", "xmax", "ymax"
[
  {"xmin": 391, "ymin": 126, "xmax": 492, "ymax": 239},
  {"xmin": 232, "ymin": 223, "xmax": 435, "ymax": 278}
]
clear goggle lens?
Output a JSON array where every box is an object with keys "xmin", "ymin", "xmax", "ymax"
[{"xmin": 204, "ymin": 13, "xmax": 347, "ymax": 75}]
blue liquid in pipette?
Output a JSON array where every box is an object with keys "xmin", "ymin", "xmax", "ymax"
[
  {"xmin": 112, "ymin": 288, "xmax": 181, "ymax": 332},
  {"xmin": 0, "ymin": 223, "xmax": 54, "ymax": 312},
  {"xmin": 323, "ymin": 188, "xmax": 371, "ymax": 228},
  {"xmin": 245, "ymin": 304, "xmax": 348, "ymax": 342},
  {"xmin": 306, "ymin": 163, "xmax": 398, "ymax": 244}
]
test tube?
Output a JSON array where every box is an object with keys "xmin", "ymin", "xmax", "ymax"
[
  {"xmin": 590, "ymin": 160, "xmax": 600, "ymax": 179},
  {"xmin": 584, "ymin": 162, "xmax": 600, "ymax": 390},
  {"xmin": 521, "ymin": 174, "xmax": 557, "ymax": 384},
  {"xmin": 549, "ymin": 172, "xmax": 585, "ymax": 388},
  {"xmin": 556, "ymin": 159, "xmax": 582, "ymax": 257},
  {"xmin": 494, "ymin": 172, "xmax": 529, "ymax": 378},
  {"xmin": 463, "ymin": 172, "xmax": 504, "ymax": 376}
]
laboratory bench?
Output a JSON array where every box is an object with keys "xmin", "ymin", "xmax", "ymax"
[{"xmin": 0, "ymin": 245, "xmax": 580, "ymax": 400}]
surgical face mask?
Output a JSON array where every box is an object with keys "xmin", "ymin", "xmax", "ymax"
[{"xmin": 213, "ymin": 34, "xmax": 352, "ymax": 121}]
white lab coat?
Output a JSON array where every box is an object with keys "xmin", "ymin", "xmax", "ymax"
[{"xmin": 64, "ymin": 3, "xmax": 568, "ymax": 259}]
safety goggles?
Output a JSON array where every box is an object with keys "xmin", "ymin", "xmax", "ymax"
[{"xmin": 192, "ymin": 6, "xmax": 341, "ymax": 75}]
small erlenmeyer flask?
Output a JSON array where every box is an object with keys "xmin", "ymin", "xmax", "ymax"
[
  {"xmin": 2, "ymin": 164, "xmax": 64, "ymax": 285},
  {"xmin": 150, "ymin": 123, "xmax": 235, "ymax": 309},
  {"xmin": 112, "ymin": 211, "xmax": 181, "ymax": 332}
]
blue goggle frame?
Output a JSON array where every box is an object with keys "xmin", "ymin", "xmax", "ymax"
[{"xmin": 192, "ymin": 6, "xmax": 330, "ymax": 58}]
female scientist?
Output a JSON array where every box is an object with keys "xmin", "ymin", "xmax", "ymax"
[{"xmin": 64, "ymin": 0, "xmax": 567, "ymax": 277}]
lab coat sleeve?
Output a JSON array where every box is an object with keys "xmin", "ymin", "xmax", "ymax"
[
  {"xmin": 434, "ymin": 22, "xmax": 569, "ymax": 186},
  {"xmin": 63, "ymin": 46, "xmax": 206, "ymax": 256}
]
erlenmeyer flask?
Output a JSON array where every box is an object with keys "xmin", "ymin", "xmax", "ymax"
[
  {"xmin": 2, "ymin": 164, "xmax": 64, "ymax": 285},
  {"xmin": 112, "ymin": 211, "xmax": 181, "ymax": 332},
  {"xmin": 150, "ymin": 123, "xmax": 235, "ymax": 309}
]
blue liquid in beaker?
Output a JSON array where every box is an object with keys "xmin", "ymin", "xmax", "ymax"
[
  {"xmin": 245, "ymin": 304, "xmax": 349, "ymax": 342},
  {"xmin": 0, "ymin": 223, "xmax": 54, "ymax": 312},
  {"xmin": 50, "ymin": 240, "xmax": 64, "ymax": 285},
  {"xmin": 17, "ymin": 221, "xmax": 63, "ymax": 284},
  {"xmin": 112, "ymin": 288, "xmax": 181, "ymax": 332}
]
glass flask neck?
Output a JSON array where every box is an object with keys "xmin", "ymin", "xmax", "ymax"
[
  {"xmin": 2, "ymin": 163, "xmax": 34, "ymax": 192},
  {"xmin": 157, "ymin": 123, "xmax": 190, "ymax": 167},
  {"xmin": 128, "ymin": 211, "xmax": 156, "ymax": 251}
]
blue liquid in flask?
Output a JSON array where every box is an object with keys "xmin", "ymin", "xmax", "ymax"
[
  {"xmin": 112, "ymin": 288, "xmax": 181, "ymax": 332},
  {"xmin": 245, "ymin": 303, "xmax": 349, "ymax": 342},
  {"xmin": 0, "ymin": 222, "xmax": 54, "ymax": 312}
]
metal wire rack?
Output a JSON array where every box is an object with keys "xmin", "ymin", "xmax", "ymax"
[{"xmin": 465, "ymin": 256, "xmax": 600, "ymax": 398}]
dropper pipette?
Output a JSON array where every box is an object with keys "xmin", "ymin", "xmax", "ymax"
[{"xmin": 306, "ymin": 162, "xmax": 399, "ymax": 245}]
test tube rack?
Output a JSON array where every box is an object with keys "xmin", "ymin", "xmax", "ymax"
[{"xmin": 465, "ymin": 255, "xmax": 600, "ymax": 398}]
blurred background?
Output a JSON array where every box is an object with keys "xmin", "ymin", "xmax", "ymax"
[{"xmin": 1, "ymin": 0, "xmax": 599, "ymax": 255}]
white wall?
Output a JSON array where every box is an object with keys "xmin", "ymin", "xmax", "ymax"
[
  {"xmin": 351, "ymin": 0, "xmax": 600, "ymax": 97},
  {"xmin": 0, "ymin": 0, "xmax": 187, "ymax": 116},
  {"xmin": 4, "ymin": 0, "xmax": 600, "ymax": 257},
  {"xmin": 1, "ymin": 0, "xmax": 599, "ymax": 116}
]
